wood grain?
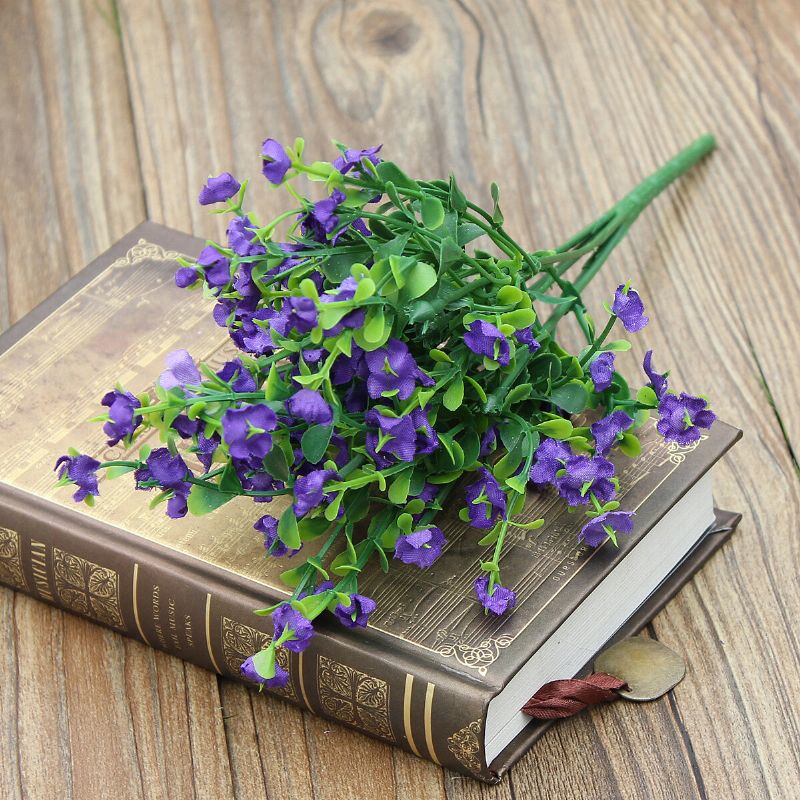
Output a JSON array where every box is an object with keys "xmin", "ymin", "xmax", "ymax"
[{"xmin": 1, "ymin": 0, "xmax": 799, "ymax": 797}]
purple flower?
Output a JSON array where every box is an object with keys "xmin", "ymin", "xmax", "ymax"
[
  {"xmin": 137, "ymin": 448, "xmax": 191, "ymax": 489},
  {"xmin": 579, "ymin": 511, "xmax": 635, "ymax": 548},
  {"xmin": 589, "ymin": 352, "xmax": 615, "ymax": 392},
  {"xmin": 334, "ymin": 593, "xmax": 377, "ymax": 628},
  {"xmin": 273, "ymin": 296, "xmax": 318, "ymax": 336},
  {"xmin": 286, "ymin": 389, "xmax": 333, "ymax": 426},
  {"xmin": 365, "ymin": 408, "xmax": 439, "ymax": 468},
  {"xmin": 474, "ymin": 575, "xmax": 516, "ymax": 615},
  {"xmin": 100, "ymin": 389, "xmax": 142, "ymax": 446},
  {"xmin": 254, "ymin": 514, "xmax": 299, "ymax": 557},
  {"xmin": 272, "ymin": 604, "xmax": 314, "ymax": 652},
  {"xmin": 134, "ymin": 448, "xmax": 193, "ymax": 519},
  {"xmin": 240, "ymin": 654, "xmax": 289, "ymax": 689},
  {"xmin": 656, "ymin": 393, "xmax": 716, "ymax": 446},
  {"xmin": 364, "ymin": 338, "xmax": 433, "ymax": 400},
  {"xmin": 293, "ymin": 468, "xmax": 338, "ymax": 517},
  {"xmin": 54, "ymin": 454, "xmax": 101, "ymax": 502},
  {"xmin": 320, "ymin": 277, "xmax": 366, "ymax": 335},
  {"xmin": 198, "ymin": 172, "xmax": 240, "ymax": 205},
  {"xmin": 238, "ymin": 466, "xmax": 283, "ymax": 503},
  {"xmin": 643, "ymin": 350, "xmax": 668, "ymax": 401},
  {"xmin": 222, "ymin": 405, "xmax": 277, "ymax": 460},
  {"xmin": 529, "ymin": 438, "xmax": 572, "ymax": 485},
  {"xmin": 612, "ymin": 285, "xmax": 649, "ymax": 332},
  {"xmin": 464, "ymin": 321, "xmax": 510, "ymax": 366},
  {"xmin": 196, "ymin": 246, "xmax": 232, "ymax": 292},
  {"xmin": 217, "ymin": 359, "xmax": 257, "ymax": 393},
  {"xmin": 394, "ymin": 527, "xmax": 447, "ymax": 569},
  {"xmin": 227, "ymin": 216, "xmax": 266, "ymax": 258},
  {"xmin": 174, "ymin": 266, "xmax": 199, "ymax": 288},
  {"xmin": 333, "ymin": 144, "xmax": 382, "ymax": 177},
  {"xmin": 414, "ymin": 484, "xmax": 439, "ymax": 504},
  {"xmin": 479, "ymin": 426, "xmax": 498, "ymax": 458},
  {"xmin": 300, "ymin": 189, "xmax": 346, "ymax": 242},
  {"xmin": 555, "ymin": 455, "xmax": 616, "ymax": 506},
  {"xmin": 159, "ymin": 349, "xmax": 201, "ymax": 391},
  {"xmin": 261, "ymin": 138, "xmax": 291, "ymax": 184},
  {"xmin": 515, "ymin": 326, "xmax": 541, "ymax": 354},
  {"xmin": 591, "ymin": 411, "xmax": 634, "ymax": 456},
  {"xmin": 464, "ymin": 467, "xmax": 507, "ymax": 529}
]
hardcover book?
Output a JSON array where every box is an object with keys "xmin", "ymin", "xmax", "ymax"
[{"xmin": 0, "ymin": 222, "xmax": 740, "ymax": 782}]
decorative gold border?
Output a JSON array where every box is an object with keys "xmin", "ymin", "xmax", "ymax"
[
  {"xmin": 0, "ymin": 526, "xmax": 28, "ymax": 591},
  {"xmin": 447, "ymin": 718, "xmax": 484, "ymax": 775},
  {"xmin": 52, "ymin": 547, "xmax": 124, "ymax": 629},
  {"xmin": 403, "ymin": 674, "xmax": 422, "ymax": 757},
  {"xmin": 317, "ymin": 655, "xmax": 394, "ymax": 741},
  {"xmin": 205, "ymin": 593, "xmax": 223, "ymax": 674},
  {"xmin": 108, "ymin": 239, "xmax": 185, "ymax": 270},
  {"xmin": 132, "ymin": 563, "xmax": 151, "ymax": 646},
  {"xmin": 424, "ymin": 682, "xmax": 440, "ymax": 764}
]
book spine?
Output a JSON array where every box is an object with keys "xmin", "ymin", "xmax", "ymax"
[{"xmin": 0, "ymin": 485, "xmax": 495, "ymax": 781}]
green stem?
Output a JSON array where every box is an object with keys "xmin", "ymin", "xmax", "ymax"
[{"xmin": 484, "ymin": 134, "xmax": 715, "ymax": 412}]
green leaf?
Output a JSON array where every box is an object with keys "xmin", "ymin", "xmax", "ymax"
[
  {"xmin": 533, "ymin": 353, "xmax": 562, "ymax": 381},
  {"xmin": 298, "ymin": 516, "xmax": 330, "ymax": 541},
  {"xmin": 250, "ymin": 647, "xmax": 277, "ymax": 681},
  {"xmin": 443, "ymin": 377, "xmax": 464, "ymax": 411},
  {"xmin": 354, "ymin": 277, "xmax": 375, "ymax": 301},
  {"xmin": 636, "ymin": 386, "xmax": 658, "ymax": 407},
  {"xmin": 460, "ymin": 429, "xmax": 481, "ymax": 468},
  {"xmin": 342, "ymin": 486, "xmax": 370, "ymax": 523},
  {"xmin": 376, "ymin": 161, "xmax": 420, "ymax": 191},
  {"xmin": 438, "ymin": 236, "xmax": 463, "ymax": 274},
  {"xmin": 457, "ymin": 223, "xmax": 485, "ymax": 246},
  {"xmin": 322, "ymin": 248, "xmax": 371, "ymax": 283},
  {"xmin": 388, "ymin": 470, "xmax": 412, "ymax": 505},
  {"xmin": 187, "ymin": 483, "xmax": 233, "ymax": 516},
  {"xmin": 464, "ymin": 375, "xmax": 487, "ymax": 403},
  {"xmin": 219, "ymin": 462, "xmax": 244, "ymax": 494},
  {"xmin": 364, "ymin": 306, "xmax": 386, "ymax": 342},
  {"xmin": 106, "ymin": 465, "xmax": 136, "ymax": 480},
  {"xmin": 301, "ymin": 425, "xmax": 333, "ymax": 464},
  {"xmin": 277, "ymin": 506, "xmax": 301, "ymax": 550},
  {"xmin": 602, "ymin": 340, "xmax": 632, "ymax": 352},
  {"xmin": 498, "ymin": 419, "xmax": 525, "ymax": 452},
  {"xmin": 324, "ymin": 491, "xmax": 344, "ymax": 521},
  {"xmin": 501, "ymin": 309, "xmax": 536, "ymax": 329},
  {"xmin": 448, "ymin": 175, "xmax": 467, "ymax": 212},
  {"xmin": 504, "ymin": 383, "xmax": 532, "ymax": 406},
  {"xmin": 490, "ymin": 182, "xmax": 504, "ymax": 225},
  {"xmin": 535, "ymin": 418, "xmax": 574, "ymax": 439},
  {"xmin": 376, "ymin": 546, "xmax": 390, "ymax": 573},
  {"xmin": 402, "ymin": 261, "xmax": 437, "ymax": 300},
  {"xmin": 421, "ymin": 196, "xmax": 445, "ymax": 229},
  {"xmin": 550, "ymin": 381, "xmax": 589, "ymax": 414},
  {"xmin": 618, "ymin": 432, "xmax": 642, "ymax": 458},
  {"xmin": 427, "ymin": 469, "xmax": 464, "ymax": 484},
  {"xmin": 494, "ymin": 445, "xmax": 523, "ymax": 482},
  {"xmin": 263, "ymin": 444, "xmax": 290, "ymax": 482},
  {"xmin": 279, "ymin": 566, "xmax": 305, "ymax": 588},
  {"xmin": 429, "ymin": 349, "xmax": 452, "ymax": 363}
]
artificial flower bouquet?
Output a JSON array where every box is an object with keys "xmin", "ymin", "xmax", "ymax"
[{"xmin": 55, "ymin": 133, "xmax": 717, "ymax": 687}]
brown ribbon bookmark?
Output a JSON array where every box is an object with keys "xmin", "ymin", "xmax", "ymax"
[
  {"xmin": 522, "ymin": 672, "xmax": 628, "ymax": 720},
  {"xmin": 522, "ymin": 637, "xmax": 688, "ymax": 719}
]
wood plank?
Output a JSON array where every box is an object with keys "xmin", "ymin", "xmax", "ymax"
[
  {"xmin": 3, "ymin": 0, "xmax": 799, "ymax": 797},
  {"xmin": 0, "ymin": 0, "xmax": 145, "ymax": 326}
]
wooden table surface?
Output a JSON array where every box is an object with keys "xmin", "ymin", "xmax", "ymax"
[{"xmin": 1, "ymin": 1, "xmax": 798, "ymax": 798}]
